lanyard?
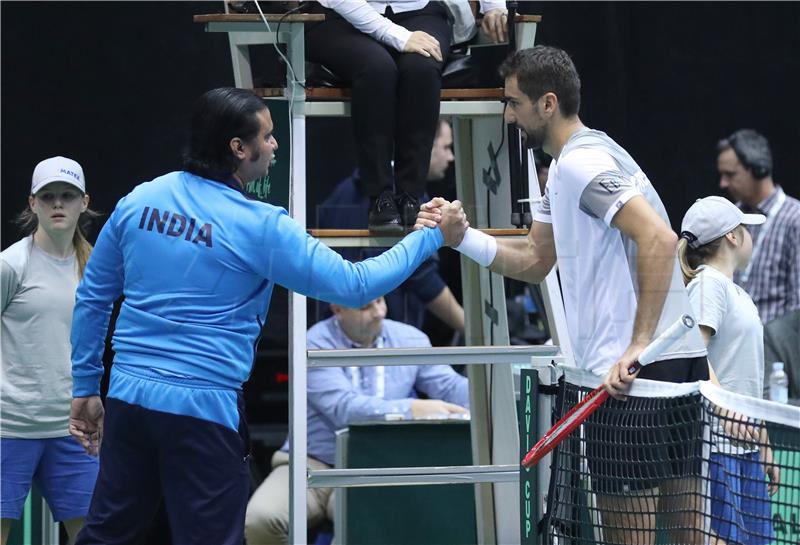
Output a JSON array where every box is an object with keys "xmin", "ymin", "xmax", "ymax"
[
  {"xmin": 740, "ymin": 190, "xmax": 786, "ymax": 284},
  {"xmin": 349, "ymin": 335, "xmax": 385, "ymax": 398}
]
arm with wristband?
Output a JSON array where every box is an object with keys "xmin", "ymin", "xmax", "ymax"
[{"xmin": 416, "ymin": 197, "xmax": 557, "ymax": 283}]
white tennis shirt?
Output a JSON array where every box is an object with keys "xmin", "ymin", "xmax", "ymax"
[{"xmin": 534, "ymin": 128, "xmax": 706, "ymax": 374}]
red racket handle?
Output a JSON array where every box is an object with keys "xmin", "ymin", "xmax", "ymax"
[
  {"xmin": 522, "ymin": 314, "xmax": 696, "ymax": 469},
  {"xmin": 522, "ymin": 362, "xmax": 642, "ymax": 468},
  {"xmin": 521, "ymin": 387, "xmax": 609, "ymax": 468}
]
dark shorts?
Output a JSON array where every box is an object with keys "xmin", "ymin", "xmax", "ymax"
[
  {"xmin": 584, "ymin": 356, "xmax": 709, "ymax": 495},
  {"xmin": 75, "ymin": 396, "xmax": 250, "ymax": 545}
]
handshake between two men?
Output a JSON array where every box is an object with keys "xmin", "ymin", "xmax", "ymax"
[
  {"xmin": 414, "ymin": 196, "xmax": 470, "ymax": 247},
  {"xmin": 414, "ymin": 196, "xmax": 513, "ymax": 277}
]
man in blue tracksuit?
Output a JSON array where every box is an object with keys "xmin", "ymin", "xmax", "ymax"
[{"xmin": 68, "ymin": 88, "xmax": 466, "ymax": 545}]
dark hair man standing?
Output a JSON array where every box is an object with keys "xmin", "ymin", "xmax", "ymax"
[
  {"xmin": 417, "ymin": 46, "xmax": 710, "ymax": 545},
  {"xmin": 68, "ymin": 88, "xmax": 467, "ymax": 545}
]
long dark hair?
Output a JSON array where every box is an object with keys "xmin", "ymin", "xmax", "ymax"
[
  {"xmin": 182, "ymin": 87, "xmax": 268, "ymax": 181},
  {"xmin": 14, "ymin": 203, "xmax": 101, "ymax": 279}
]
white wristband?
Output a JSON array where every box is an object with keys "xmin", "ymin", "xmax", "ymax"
[{"xmin": 453, "ymin": 227, "xmax": 498, "ymax": 267}]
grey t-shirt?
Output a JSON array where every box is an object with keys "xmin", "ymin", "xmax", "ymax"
[
  {"xmin": 687, "ymin": 265, "xmax": 764, "ymax": 398},
  {"xmin": 1, "ymin": 236, "xmax": 79, "ymax": 438}
]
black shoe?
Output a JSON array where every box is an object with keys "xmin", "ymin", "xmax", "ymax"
[
  {"xmin": 396, "ymin": 191, "xmax": 421, "ymax": 232},
  {"xmin": 368, "ymin": 190, "xmax": 403, "ymax": 234}
]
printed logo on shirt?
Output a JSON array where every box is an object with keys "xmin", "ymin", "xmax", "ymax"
[
  {"xmin": 596, "ymin": 170, "xmax": 650, "ymax": 194},
  {"xmin": 137, "ymin": 206, "xmax": 213, "ymax": 248},
  {"xmin": 597, "ymin": 175, "xmax": 622, "ymax": 193}
]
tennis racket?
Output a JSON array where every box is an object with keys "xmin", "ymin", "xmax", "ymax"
[{"xmin": 521, "ymin": 314, "xmax": 696, "ymax": 469}]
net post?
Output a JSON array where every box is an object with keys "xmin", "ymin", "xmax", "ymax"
[
  {"xmin": 518, "ymin": 362, "xmax": 559, "ymax": 543},
  {"xmin": 519, "ymin": 368, "xmax": 538, "ymax": 544},
  {"xmin": 536, "ymin": 363, "xmax": 559, "ymax": 537},
  {"xmin": 701, "ymin": 396, "xmax": 713, "ymax": 543}
]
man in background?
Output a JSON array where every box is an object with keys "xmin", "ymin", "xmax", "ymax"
[
  {"xmin": 717, "ymin": 129, "xmax": 800, "ymax": 399},
  {"xmin": 245, "ymin": 295, "xmax": 469, "ymax": 544}
]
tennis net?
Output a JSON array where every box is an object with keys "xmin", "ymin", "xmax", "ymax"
[{"xmin": 544, "ymin": 366, "xmax": 800, "ymax": 545}]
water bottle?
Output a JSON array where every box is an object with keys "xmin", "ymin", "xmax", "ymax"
[{"xmin": 768, "ymin": 362, "xmax": 789, "ymax": 404}]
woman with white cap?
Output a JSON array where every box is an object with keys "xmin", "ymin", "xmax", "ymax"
[
  {"xmin": 1, "ymin": 157, "xmax": 100, "ymax": 545},
  {"xmin": 678, "ymin": 196, "xmax": 778, "ymax": 545}
]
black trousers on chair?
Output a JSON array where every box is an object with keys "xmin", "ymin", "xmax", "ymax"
[{"xmin": 306, "ymin": 2, "xmax": 453, "ymax": 199}]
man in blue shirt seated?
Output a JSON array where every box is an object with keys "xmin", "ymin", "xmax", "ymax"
[
  {"xmin": 314, "ymin": 119, "xmax": 464, "ymax": 333},
  {"xmin": 245, "ymin": 295, "xmax": 469, "ymax": 545}
]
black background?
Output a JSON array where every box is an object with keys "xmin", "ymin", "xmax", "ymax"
[
  {"xmin": 3, "ymin": 1, "xmax": 799, "ymax": 540},
  {"xmin": 4, "ymin": 2, "xmax": 799, "ymax": 247}
]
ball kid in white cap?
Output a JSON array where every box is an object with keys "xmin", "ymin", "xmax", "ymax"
[
  {"xmin": 678, "ymin": 200, "xmax": 779, "ymax": 543},
  {"xmin": 0, "ymin": 157, "xmax": 99, "ymax": 543},
  {"xmin": 678, "ymin": 196, "xmax": 765, "ymax": 282}
]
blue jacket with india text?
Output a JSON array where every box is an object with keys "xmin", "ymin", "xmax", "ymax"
[{"xmin": 71, "ymin": 171, "xmax": 444, "ymax": 431}]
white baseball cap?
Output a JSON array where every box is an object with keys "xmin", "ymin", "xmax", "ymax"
[
  {"xmin": 680, "ymin": 196, "xmax": 765, "ymax": 248},
  {"xmin": 31, "ymin": 156, "xmax": 85, "ymax": 195}
]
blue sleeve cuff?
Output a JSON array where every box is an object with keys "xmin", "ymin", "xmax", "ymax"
[
  {"xmin": 73, "ymin": 373, "xmax": 102, "ymax": 397},
  {"xmin": 431, "ymin": 226, "xmax": 445, "ymax": 247}
]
